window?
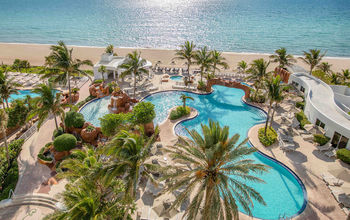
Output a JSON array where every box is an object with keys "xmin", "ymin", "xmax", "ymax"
[
  {"xmin": 300, "ymin": 86, "xmax": 305, "ymax": 93},
  {"xmin": 331, "ymin": 132, "xmax": 349, "ymax": 148},
  {"xmin": 316, "ymin": 119, "xmax": 325, "ymax": 129}
]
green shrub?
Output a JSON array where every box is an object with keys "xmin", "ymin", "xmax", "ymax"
[
  {"xmin": 37, "ymin": 143, "xmax": 53, "ymax": 162},
  {"xmin": 258, "ymin": 127, "xmax": 277, "ymax": 147},
  {"xmin": 76, "ymin": 95, "xmax": 96, "ymax": 108},
  {"xmin": 295, "ymin": 110, "xmax": 311, "ymax": 129},
  {"xmin": 94, "ymin": 79, "xmax": 103, "ymax": 84},
  {"xmin": 53, "ymin": 134, "xmax": 77, "ymax": 152},
  {"xmin": 132, "ymin": 102, "xmax": 156, "ymax": 124},
  {"xmin": 64, "ymin": 111, "xmax": 85, "ymax": 128},
  {"xmin": 6, "ymin": 100, "xmax": 29, "ymax": 128},
  {"xmin": 170, "ymin": 106, "xmax": 190, "ymax": 120},
  {"xmin": 85, "ymin": 125, "xmax": 95, "ymax": 132},
  {"xmin": 313, "ymin": 134, "xmax": 330, "ymax": 146},
  {"xmin": 296, "ymin": 101, "xmax": 305, "ymax": 109},
  {"xmin": 348, "ymin": 112, "xmax": 350, "ymax": 115},
  {"xmin": 53, "ymin": 127, "xmax": 64, "ymax": 138},
  {"xmin": 336, "ymin": 149, "xmax": 350, "ymax": 164},
  {"xmin": 100, "ymin": 113, "xmax": 131, "ymax": 137}
]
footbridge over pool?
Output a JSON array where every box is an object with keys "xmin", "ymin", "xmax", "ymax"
[{"xmin": 206, "ymin": 78, "xmax": 251, "ymax": 99}]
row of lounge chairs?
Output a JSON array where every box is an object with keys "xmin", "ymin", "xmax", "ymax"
[
  {"xmin": 322, "ymin": 173, "xmax": 350, "ymax": 211},
  {"xmin": 172, "ymin": 85, "xmax": 197, "ymax": 91},
  {"xmin": 152, "ymin": 67, "xmax": 187, "ymax": 75}
]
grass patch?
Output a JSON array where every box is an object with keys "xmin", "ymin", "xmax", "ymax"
[
  {"xmin": 258, "ymin": 127, "xmax": 277, "ymax": 147},
  {"xmin": 295, "ymin": 110, "xmax": 311, "ymax": 129},
  {"xmin": 170, "ymin": 106, "xmax": 190, "ymax": 120}
]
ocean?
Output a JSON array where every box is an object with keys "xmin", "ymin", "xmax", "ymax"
[{"xmin": 0, "ymin": 0, "xmax": 349, "ymax": 56}]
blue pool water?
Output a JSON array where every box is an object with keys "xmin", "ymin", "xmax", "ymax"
[
  {"xmin": 170, "ymin": 76, "xmax": 183, "ymax": 81},
  {"xmin": 0, "ymin": 0, "xmax": 349, "ymax": 56},
  {"xmin": 80, "ymin": 85, "xmax": 306, "ymax": 219},
  {"xmin": 9, "ymin": 89, "xmax": 59, "ymax": 103}
]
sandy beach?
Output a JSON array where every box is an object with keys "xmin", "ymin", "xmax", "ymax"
[{"xmin": 0, "ymin": 42, "xmax": 349, "ymax": 72}]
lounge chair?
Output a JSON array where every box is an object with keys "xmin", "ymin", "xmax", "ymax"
[
  {"xmin": 325, "ymin": 150, "xmax": 336, "ymax": 158},
  {"xmin": 322, "ymin": 173, "xmax": 344, "ymax": 186},
  {"xmin": 316, "ymin": 143, "xmax": 333, "ymax": 152}
]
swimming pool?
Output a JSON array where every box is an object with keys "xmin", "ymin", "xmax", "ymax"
[
  {"xmin": 9, "ymin": 89, "xmax": 60, "ymax": 103},
  {"xmin": 170, "ymin": 76, "xmax": 183, "ymax": 81},
  {"xmin": 80, "ymin": 85, "xmax": 306, "ymax": 219}
]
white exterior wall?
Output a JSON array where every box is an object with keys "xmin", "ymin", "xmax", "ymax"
[{"xmin": 289, "ymin": 73, "xmax": 350, "ymax": 149}]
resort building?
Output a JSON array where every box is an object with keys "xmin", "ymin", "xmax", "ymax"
[
  {"xmin": 93, "ymin": 53, "xmax": 152, "ymax": 80},
  {"xmin": 289, "ymin": 69, "xmax": 350, "ymax": 149}
]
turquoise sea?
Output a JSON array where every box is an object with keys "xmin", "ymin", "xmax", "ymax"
[{"xmin": 0, "ymin": 0, "xmax": 349, "ymax": 56}]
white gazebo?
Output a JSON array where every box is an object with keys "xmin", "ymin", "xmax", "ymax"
[{"xmin": 93, "ymin": 53, "xmax": 152, "ymax": 80}]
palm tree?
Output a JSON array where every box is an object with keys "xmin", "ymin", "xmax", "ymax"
[
  {"xmin": 300, "ymin": 49, "xmax": 326, "ymax": 75},
  {"xmin": 105, "ymin": 44, "xmax": 114, "ymax": 54},
  {"xmin": 269, "ymin": 47, "xmax": 296, "ymax": 69},
  {"xmin": 247, "ymin": 59, "xmax": 270, "ymax": 100},
  {"xmin": 269, "ymin": 84, "xmax": 286, "ymax": 128},
  {"xmin": 44, "ymin": 176, "xmax": 129, "ymax": 220},
  {"xmin": 210, "ymin": 50, "xmax": 228, "ymax": 76},
  {"xmin": 45, "ymin": 41, "xmax": 93, "ymax": 103},
  {"xmin": 264, "ymin": 75, "xmax": 284, "ymax": 135},
  {"xmin": 317, "ymin": 62, "xmax": 332, "ymax": 75},
  {"xmin": 341, "ymin": 69, "xmax": 350, "ymax": 83},
  {"xmin": 194, "ymin": 46, "xmax": 213, "ymax": 82},
  {"xmin": 101, "ymin": 129, "xmax": 159, "ymax": 220},
  {"xmin": 0, "ymin": 108, "xmax": 10, "ymax": 166},
  {"xmin": 56, "ymin": 145, "xmax": 101, "ymax": 181},
  {"xmin": 174, "ymin": 41, "xmax": 196, "ymax": 77},
  {"xmin": 330, "ymin": 72, "xmax": 341, "ymax": 85},
  {"xmin": 119, "ymin": 51, "xmax": 149, "ymax": 98},
  {"xmin": 162, "ymin": 120, "xmax": 268, "ymax": 220},
  {"xmin": 27, "ymin": 83, "xmax": 66, "ymax": 130},
  {"xmin": 98, "ymin": 65, "xmax": 107, "ymax": 83},
  {"xmin": 237, "ymin": 60, "xmax": 248, "ymax": 74},
  {"xmin": 0, "ymin": 70, "xmax": 21, "ymax": 108},
  {"xmin": 180, "ymin": 94, "xmax": 194, "ymax": 109}
]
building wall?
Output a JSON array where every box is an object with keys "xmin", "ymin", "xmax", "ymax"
[{"xmin": 289, "ymin": 73, "xmax": 350, "ymax": 149}]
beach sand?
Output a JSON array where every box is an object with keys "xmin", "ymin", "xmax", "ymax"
[{"xmin": 0, "ymin": 43, "xmax": 349, "ymax": 72}]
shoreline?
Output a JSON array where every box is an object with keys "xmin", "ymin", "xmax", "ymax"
[{"xmin": 0, "ymin": 42, "xmax": 349, "ymax": 72}]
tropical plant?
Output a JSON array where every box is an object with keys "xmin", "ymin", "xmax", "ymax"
[
  {"xmin": 264, "ymin": 75, "xmax": 284, "ymax": 135},
  {"xmin": 100, "ymin": 129, "xmax": 159, "ymax": 220},
  {"xmin": 341, "ymin": 69, "xmax": 350, "ymax": 82},
  {"xmin": 247, "ymin": 59, "xmax": 270, "ymax": 100},
  {"xmin": 317, "ymin": 62, "xmax": 332, "ymax": 75},
  {"xmin": 194, "ymin": 46, "xmax": 213, "ymax": 82},
  {"xmin": 210, "ymin": 50, "xmax": 228, "ymax": 76},
  {"xmin": 44, "ymin": 41, "xmax": 93, "ymax": 103},
  {"xmin": 105, "ymin": 44, "xmax": 114, "ymax": 54},
  {"xmin": 174, "ymin": 41, "xmax": 197, "ymax": 77},
  {"xmin": 0, "ymin": 70, "xmax": 21, "ymax": 108},
  {"xmin": 300, "ymin": 49, "xmax": 326, "ymax": 74},
  {"xmin": 98, "ymin": 65, "xmax": 107, "ymax": 83},
  {"xmin": 330, "ymin": 72, "xmax": 342, "ymax": 85},
  {"xmin": 12, "ymin": 59, "xmax": 22, "ymax": 72},
  {"xmin": 162, "ymin": 120, "xmax": 268, "ymax": 220},
  {"xmin": 119, "ymin": 51, "xmax": 148, "ymax": 98},
  {"xmin": 20, "ymin": 60, "xmax": 30, "ymax": 72},
  {"xmin": 131, "ymin": 101, "xmax": 155, "ymax": 125},
  {"xmin": 180, "ymin": 94, "xmax": 194, "ymax": 109},
  {"xmin": 64, "ymin": 111, "xmax": 85, "ymax": 129},
  {"xmin": 269, "ymin": 47, "xmax": 296, "ymax": 69},
  {"xmin": 237, "ymin": 60, "xmax": 248, "ymax": 74},
  {"xmin": 27, "ymin": 83, "xmax": 66, "ymax": 130},
  {"xmin": 100, "ymin": 113, "xmax": 132, "ymax": 137},
  {"xmin": 53, "ymin": 133, "xmax": 77, "ymax": 152},
  {"xmin": 44, "ymin": 176, "xmax": 130, "ymax": 220},
  {"xmin": 0, "ymin": 109, "xmax": 10, "ymax": 166}
]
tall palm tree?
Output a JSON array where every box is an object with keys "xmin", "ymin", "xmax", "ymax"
[
  {"xmin": 105, "ymin": 44, "xmax": 114, "ymax": 54},
  {"xmin": 180, "ymin": 94, "xmax": 194, "ymax": 109},
  {"xmin": 317, "ymin": 62, "xmax": 332, "ymax": 75},
  {"xmin": 195, "ymin": 46, "xmax": 213, "ymax": 82},
  {"xmin": 119, "ymin": 51, "xmax": 149, "ymax": 98},
  {"xmin": 210, "ymin": 50, "xmax": 228, "ymax": 76},
  {"xmin": 264, "ymin": 75, "xmax": 284, "ymax": 134},
  {"xmin": 44, "ymin": 176, "xmax": 128, "ymax": 220},
  {"xmin": 174, "ymin": 41, "xmax": 196, "ymax": 77},
  {"xmin": 0, "ymin": 108, "xmax": 10, "ymax": 166},
  {"xmin": 237, "ymin": 60, "xmax": 248, "ymax": 74},
  {"xmin": 98, "ymin": 65, "xmax": 107, "ymax": 83},
  {"xmin": 162, "ymin": 120, "xmax": 268, "ymax": 220},
  {"xmin": 101, "ymin": 129, "xmax": 159, "ymax": 220},
  {"xmin": 300, "ymin": 49, "xmax": 326, "ymax": 75},
  {"xmin": 330, "ymin": 72, "xmax": 341, "ymax": 85},
  {"xmin": 269, "ymin": 47, "xmax": 296, "ymax": 69},
  {"xmin": 341, "ymin": 69, "xmax": 350, "ymax": 83},
  {"xmin": 45, "ymin": 41, "xmax": 93, "ymax": 103},
  {"xmin": 269, "ymin": 85, "xmax": 286, "ymax": 128},
  {"xmin": 247, "ymin": 59, "xmax": 270, "ymax": 100},
  {"xmin": 0, "ymin": 70, "xmax": 21, "ymax": 108},
  {"xmin": 27, "ymin": 83, "xmax": 66, "ymax": 130}
]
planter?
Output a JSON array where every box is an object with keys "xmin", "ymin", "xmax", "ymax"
[
  {"xmin": 81, "ymin": 127, "xmax": 99, "ymax": 143},
  {"xmin": 53, "ymin": 150, "xmax": 70, "ymax": 161},
  {"xmin": 144, "ymin": 122, "xmax": 155, "ymax": 137},
  {"xmin": 38, "ymin": 157, "xmax": 53, "ymax": 165}
]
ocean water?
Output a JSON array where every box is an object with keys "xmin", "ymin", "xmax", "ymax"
[{"xmin": 1, "ymin": 0, "xmax": 349, "ymax": 56}]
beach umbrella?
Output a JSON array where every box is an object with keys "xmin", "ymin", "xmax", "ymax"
[{"xmin": 329, "ymin": 169, "xmax": 350, "ymax": 183}]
